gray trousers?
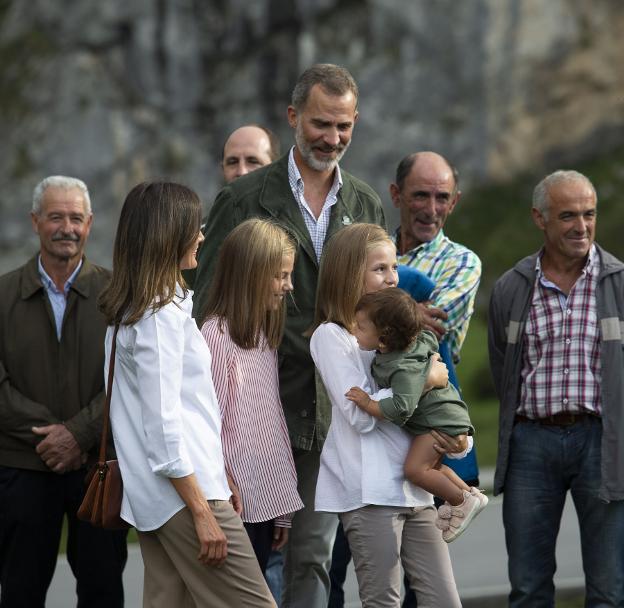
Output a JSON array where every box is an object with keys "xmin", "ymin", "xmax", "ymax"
[
  {"xmin": 282, "ymin": 448, "xmax": 339, "ymax": 608},
  {"xmin": 137, "ymin": 501, "xmax": 276, "ymax": 608},
  {"xmin": 341, "ymin": 504, "xmax": 461, "ymax": 608}
]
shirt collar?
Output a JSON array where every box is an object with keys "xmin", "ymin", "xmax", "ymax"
[
  {"xmin": 535, "ymin": 243, "xmax": 598, "ymax": 278},
  {"xmin": 175, "ymin": 283, "xmax": 194, "ymax": 314},
  {"xmin": 393, "ymin": 228, "xmax": 445, "ymax": 256},
  {"xmin": 37, "ymin": 255, "xmax": 83, "ymax": 295},
  {"xmin": 288, "ymin": 146, "xmax": 343, "ymax": 193}
]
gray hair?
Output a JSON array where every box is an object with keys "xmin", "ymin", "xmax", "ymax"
[
  {"xmin": 532, "ymin": 170, "xmax": 596, "ymax": 218},
  {"xmin": 291, "ymin": 64, "xmax": 359, "ymax": 112},
  {"xmin": 32, "ymin": 176, "xmax": 92, "ymax": 215}
]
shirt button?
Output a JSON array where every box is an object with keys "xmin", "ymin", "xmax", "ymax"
[
  {"xmin": 564, "ymin": 368, "xmax": 569, "ymax": 374},
  {"xmin": 301, "ymin": 410, "xmax": 307, "ymax": 418},
  {"xmin": 563, "ymin": 398, "xmax": 569, "ymax": 405},
  {"xmin": 566, "ymin": 309, "xmax": 572, "ymax": 315},
  {"xmin": 565, "ymin": 338, "xmax": 571, "ymax": 345}
]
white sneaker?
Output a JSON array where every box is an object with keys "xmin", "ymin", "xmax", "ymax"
[
  {"xmin": 470, "ymin": 486, "xmax": 489, "ymax": 514},
  {"xmin": 436, "ymin": 489, "xmax": 484, "ymax": 543}
]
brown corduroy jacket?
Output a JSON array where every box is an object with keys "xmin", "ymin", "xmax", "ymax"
[{"xmin": 0, "ymin": 255, "xmax": 112, "ymax": 471}]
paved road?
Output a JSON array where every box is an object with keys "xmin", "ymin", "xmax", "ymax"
[{"xmin": 47, "ymin": 485, "xmax": 584, "ymax": 607}]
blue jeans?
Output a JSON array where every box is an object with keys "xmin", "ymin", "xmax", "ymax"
[
  {"xmin": 503, "ymin": 417, "xmax": 624, "ymax": 608},
  {"xmin": 265, "ymin": 550, "xmax": 283, "ymax": 603}
]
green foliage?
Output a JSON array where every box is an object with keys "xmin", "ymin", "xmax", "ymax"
[
  {"xmin": 445, "ymin": 146, "xmax": 624, "ymax": 303},
  {"xmin": 455, "ymin": 315, "xmax": 498, "ymax": 467}
]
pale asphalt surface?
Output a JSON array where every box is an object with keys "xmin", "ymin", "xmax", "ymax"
[{"xmin": 47, "ymin": 469, "xmax": 584, "ymax": 607}]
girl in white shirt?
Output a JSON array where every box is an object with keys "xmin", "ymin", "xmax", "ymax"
[
  {"xmin": 198, "ymin": 219, "xmax": 303, "ymax": 574},
  {"xmin": 99, "ymin": 183, "xmax": 275, "ymax": 608},
  {"xmin": 311, "ymin": 223, "xmax": 467, "ymax": 608}
]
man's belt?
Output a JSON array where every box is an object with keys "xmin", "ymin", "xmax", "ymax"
[{"xmin": 514, "ymin": 412, "xmax": 599, "ymax": 426}]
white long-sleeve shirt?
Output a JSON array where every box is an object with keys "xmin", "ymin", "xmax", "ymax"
[
  {"xmin": 312, "ymin": 322, "xmax": 472, "ymax": 513},
  {"xmin": 311, "ymin": 322, "xmax": 433, "ymax": 512},
  {"xmin": 105, "ymin": 289, "xmax": 230, "ymax": 531}
]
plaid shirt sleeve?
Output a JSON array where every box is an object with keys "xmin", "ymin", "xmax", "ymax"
[{"xmin": 429, "ymin": 249, "xmax": 481, "ymax": 362}]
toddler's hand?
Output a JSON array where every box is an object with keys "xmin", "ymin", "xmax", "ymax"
[
  {"xmin": 345, "ymin": 386, "xmax": 371, "ymax": 409},
  {"xmin": 425, "ymin": 354, "xmax": 448, "ymax": 390}
]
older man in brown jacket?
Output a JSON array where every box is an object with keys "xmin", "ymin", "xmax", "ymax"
[{"xmin": 0, "ymin": 176, "xmax": 127, "ymax": 608}]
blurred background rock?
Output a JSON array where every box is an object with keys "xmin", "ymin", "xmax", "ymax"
[{"xmin": 2, "ymin": 1, "xmax": 623, "ymax": 426}]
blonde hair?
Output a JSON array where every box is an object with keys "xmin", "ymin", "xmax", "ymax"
[
  {"xmin": 99, "ymin": 182, "xmax": 201, "ymax": 325},
  {"xmin": 314, "ymin": 223, "xmax": 392, "ymax": 330},
  {"xmin": 201, "ymin": 219, "xmax": 296, "ymax": 349}
]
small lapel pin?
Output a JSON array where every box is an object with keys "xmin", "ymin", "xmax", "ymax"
[{"xmin": 342, "ymin": 216, "xmax": 352, "ymax": 225}]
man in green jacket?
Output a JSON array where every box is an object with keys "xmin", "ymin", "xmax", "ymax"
[
  {"xmin": 0, "ymin": 176, "xmax": 127, "ymax": 607},
  {"xmin": 193, "ymin": 64, "xmax": 386, "ymax": 608}
]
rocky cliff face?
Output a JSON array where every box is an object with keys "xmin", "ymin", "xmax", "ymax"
[{"xmin": 1, "ymin": 0, "xmax": 623, "ymax": 272}]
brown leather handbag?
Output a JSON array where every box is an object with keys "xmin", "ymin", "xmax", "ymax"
[{"xmin": 77, "ymin": 324, "xmax": 130, "ymax": 530}]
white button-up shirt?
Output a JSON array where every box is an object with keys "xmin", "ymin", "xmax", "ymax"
[
  {"xmin": 311, "ymin": 322, "xmax": 433, "ymax": 512},
  {"xmin": 312, "ymin": 322, "xmax": 472, "ymax": 512},
  {"xmin": 105, "ymin": 288, "xmax": 230, "ymax": 531}
]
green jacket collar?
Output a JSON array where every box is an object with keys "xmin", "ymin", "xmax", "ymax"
[{"xmin": 255, "ymin": 153, "xmax": 369, "ymax": 265}]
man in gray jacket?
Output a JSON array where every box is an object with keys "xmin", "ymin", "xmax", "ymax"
[{"xmin": 488, "ymin": 170, "xmax": 624, "ymax": 607}]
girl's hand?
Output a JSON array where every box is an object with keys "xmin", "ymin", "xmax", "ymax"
[
  {"xmin": 345, "ymin": 386, "xmax": 371, "ymax": 409},
  {"xmin": 424, "ymin": 354, "xmax": 448, "ymax": 391},
  {"xmin": 272, "ymin": 525, "xmax": 289, "ymax": 551},
  {"xmin": 193, "ymin": 505, "xmax": 228, "ymax": 566},
  {"xmin": 430, "ymin": 430, "xmax": 468, "ymax": 455},
  {"xmin": 226, "ymin": 473, "xmax": 243, "ymax": 516}
]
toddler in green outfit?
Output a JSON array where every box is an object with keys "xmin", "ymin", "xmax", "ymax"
[{"xmin": 346, "ymin": 287, "xmax": 487, "ymax": 542}]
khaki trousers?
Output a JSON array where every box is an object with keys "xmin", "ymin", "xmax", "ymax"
[
  {"xmin": 341, "ymin": 504, "xmax": 461, "ymax": 608},
  {"xmin": 138, "ymin": 501, "xmax": 276, "ymax": 608}
]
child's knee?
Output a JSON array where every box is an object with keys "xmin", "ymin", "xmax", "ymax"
[{"xmin": 404, "ymin": 461, "xmax": 425, "ymax": 484}]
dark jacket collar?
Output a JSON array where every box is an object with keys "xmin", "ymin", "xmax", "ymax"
[
  {"xmin": 248, "ymin": 153, "xmax": 368, "ymax": 264},
  {"xmin": 513, "ymin": 243, "xmax": 624, "ymax": 282},
  {"xmin": 21, "ymin": 255, "xmax": 93, "ymax": 300}
]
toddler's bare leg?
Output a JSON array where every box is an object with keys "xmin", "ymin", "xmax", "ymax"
[
  {"xmin": 403, "ymin": 434, "xmax": 465, "ymax": 506},
  {"xmin": 439, "ymin": 464, "xmax": 470, "ymax": 493}
]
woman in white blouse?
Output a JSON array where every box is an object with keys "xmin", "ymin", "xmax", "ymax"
[
  {"xmin": 311, "ymin": 224, "xmax": 468, "ymax": 608},
  {"xmin": 99, "ymin": 182, "xmax": 275, "ymax": 608}
]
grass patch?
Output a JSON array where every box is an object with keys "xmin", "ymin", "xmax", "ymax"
[
  {"xmin": 467, "ymin": 398, "xmax": 499, "ymax": 469},
  {"xmin": 454, "ymin": 315, "xmax": 499, "ymax": 469}
]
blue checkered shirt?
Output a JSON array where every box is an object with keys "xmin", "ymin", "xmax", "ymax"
[{"xmin": 393, "ymin": 229, "xmax": 481, "ymax": 362}]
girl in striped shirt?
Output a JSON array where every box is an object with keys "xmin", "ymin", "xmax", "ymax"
[{"xmin": 199, "ymin": 218, "xmax": 304, "ymax": 575}]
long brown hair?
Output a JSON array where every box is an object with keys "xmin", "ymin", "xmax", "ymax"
[
  {"xmin": 99, "ymin": 182, "xmax": 202, "ymax": 325},
  {"xmin": 201, "ymin": 219, "xmax": 296, "ymax": 349},
  {"xmin": 314, "ymin": 223, "xmax": 393, "ymax": 330}
]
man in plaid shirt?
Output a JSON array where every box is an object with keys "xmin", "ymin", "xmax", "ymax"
[
  {"xmin": 488, "ymin": 170, "xmax": 624, "ymax": 607},
  {"xmin": 390, "ymin": 151, "xmax": 481, "ymax": 362},
  {"xmin": 392, "ymin": 151, "xmax": 481, "ymax": 608}
]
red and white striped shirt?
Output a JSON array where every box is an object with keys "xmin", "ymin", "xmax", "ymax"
[
  {"xmin": 519, "ymin": 246, "xmax": 602, "ymax": 418},
  {"xmin": 201, "ymin": 317, "xmax": 303, "ymax": 526}
]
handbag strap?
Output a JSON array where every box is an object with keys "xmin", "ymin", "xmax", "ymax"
[{"xmin": 98, "ymin": 324, "xmax": 120, "ymax": 463}]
